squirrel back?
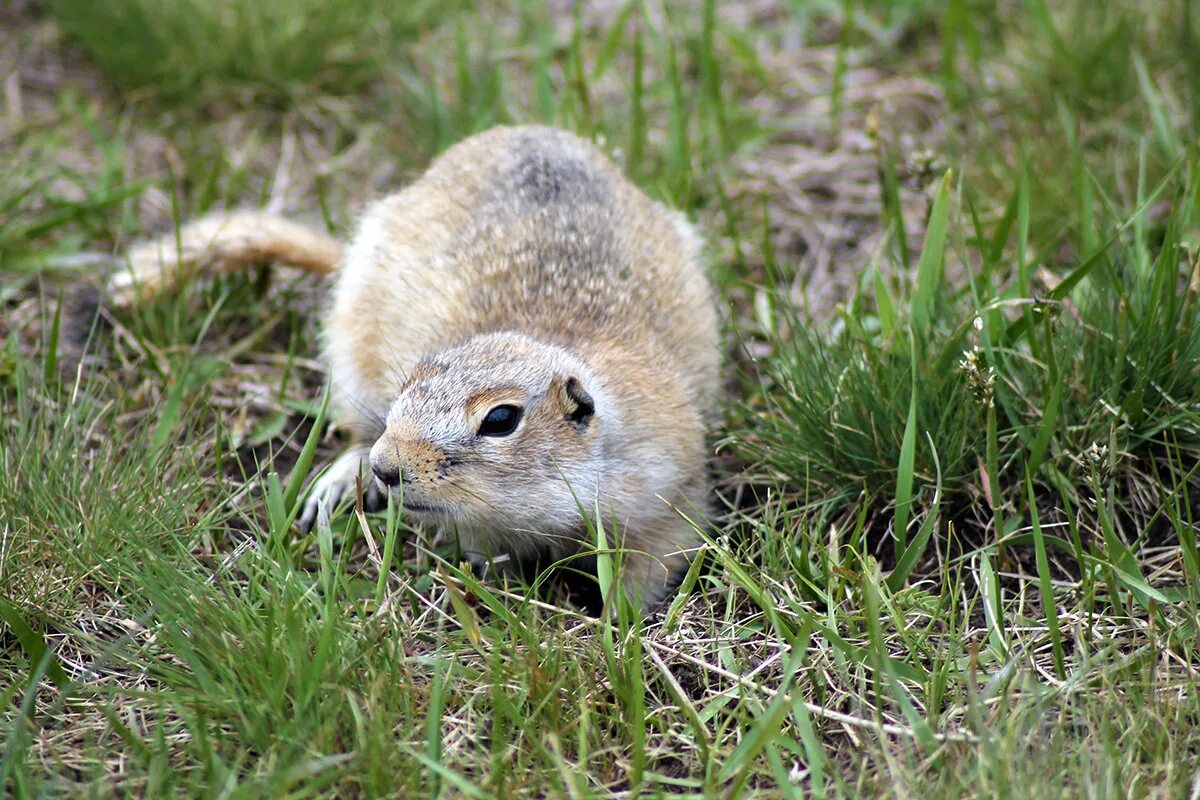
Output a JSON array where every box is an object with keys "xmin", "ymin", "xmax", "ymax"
[{"xmin": 328, "ymin": 125, "xmax": 720, "ymax": 418}]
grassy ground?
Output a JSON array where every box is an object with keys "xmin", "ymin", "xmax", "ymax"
[{"xmin": 2, "ymin": 0, "xmax": 1198, "ymax": 796}]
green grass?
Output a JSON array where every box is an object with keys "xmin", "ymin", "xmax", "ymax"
[
  {"xmin": 0, "ymin": 92, "xmax": 142, "ymax": 275},
  {"xmin": 738, "ymin": 168, "xmax": 1200, "ymax": 540},
  {"xmin": 2, "ymin": 0, "xmax": 1199, "ymax": 797},
  {"xmin": 49, "ymin": 0, "xmax": 453, "ymax": 108}
]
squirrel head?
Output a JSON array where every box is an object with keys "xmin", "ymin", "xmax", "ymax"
[{"xmin": 368, "ymin": 332, "xmax": 609, "ymax": 534}]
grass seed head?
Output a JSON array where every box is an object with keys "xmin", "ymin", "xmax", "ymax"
[
  {"xmin": 1082, "ymin": 441, "xmax": 1114, "ymax": 482},
  {"xmin": 957, "ymin": 346, "xmax": 995, "ymax": 408}
]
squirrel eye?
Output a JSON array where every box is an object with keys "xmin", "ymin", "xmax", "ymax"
[{"xmin": 478, "ymin": 404, "xmax": 523, "ymax": 437}]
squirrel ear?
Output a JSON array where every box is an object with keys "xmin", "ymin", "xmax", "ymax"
[{"xmin": 552, "ymin": 375, "xmax": 595, "ymax": 427}]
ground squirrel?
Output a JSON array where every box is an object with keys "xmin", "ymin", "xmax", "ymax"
[{"xmin": 115, "ymin": 125, "xmax": 722, "ymax": 610}]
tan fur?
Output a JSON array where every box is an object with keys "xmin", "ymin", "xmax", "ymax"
[{"xmin": 113, "ymin": 125, "xmax": 721, "ymax": 611}]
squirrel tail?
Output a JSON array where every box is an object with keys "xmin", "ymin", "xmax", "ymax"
[{"xmin": 109, "ymin": 210, "xmax": 344, "ymax": 304}]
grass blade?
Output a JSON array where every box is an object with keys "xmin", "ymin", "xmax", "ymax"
[
  {"xmin": 1025, "ymin": 372, "xmax": 1063, "ymax": 478},
  {"xmin": 374, "ymin": 493, "xmax": 400, "ymax": 607},
  {"xmin": 911, "ymin": 169, "xmax": 953, "ymax": 336},
  {"xmin": 888, "ymin": 432, "xmax": 941, "ymax": 591},
  {"xmin": 1026, "ymin": 475, "xmax": 1065, "ymax": 679},
  {"xmin": 282, "ymin": 381, "xmax": 330, "ymax": 517},
  {"xmin": 893, "ymin": 332, "xmax": 920, "ymax": 554}
]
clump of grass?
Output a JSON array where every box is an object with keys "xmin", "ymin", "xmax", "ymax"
[
  {"xmin": 0, "ymin": 320, "xmax": 219, "ymax": 618},
  {"xmin": 734, "ymin": 164, "xmax": 1200, "ymax": 553},
  {"xmin": 50, "ymin": 0, "xmax": 454, "ymax": 107}
]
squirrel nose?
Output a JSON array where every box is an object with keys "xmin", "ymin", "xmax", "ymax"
[{"xmin": 372, "ymin": 461, "xmax": 401, "ymax": 488}]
